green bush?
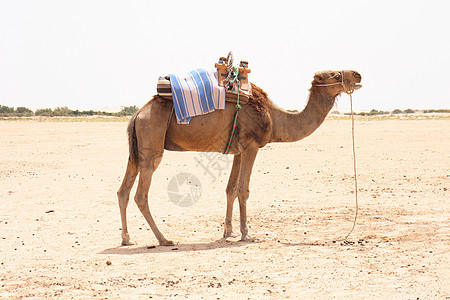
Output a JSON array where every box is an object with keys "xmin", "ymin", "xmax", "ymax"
[
  {"xmin": 0, "ymin": 105, "xmax": 35, "ymax": 116},
  {"xmin": 117, "ymin": 105, "xmax": 139, "ymax": 116},
  {"xmin": 0, "ymin": 105, "xmax": 15, "ymax": 114},
  {"xmin": 423, "ymin": 109, "xmax": 450, "ymax": 113},
  {"xmin": 16, "ymin": 107, "xmax": 33, "ymax": 115},
  {"xmin": 354, "ymin": 109, "xmax": 389, "ymax": 116},
  {"xmin": 68, "ymin": 109, "xmax": 80, "ymax": 116},
  {"xmin": 53, "ymin": 106, "xmax": 70, "ymax": 116},
  {"xmin": 35, "ymin": 108, "xmax": 54, "ymax": 116}
]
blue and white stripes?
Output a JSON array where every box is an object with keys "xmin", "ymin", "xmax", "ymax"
[{"xmin": 169, "ymin": 68, "xmax": 225, "ymax": 124}]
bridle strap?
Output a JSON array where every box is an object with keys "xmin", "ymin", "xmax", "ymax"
[{"xmin": 313, "ymin": 71, "xmax": 355, "ymax": 95}]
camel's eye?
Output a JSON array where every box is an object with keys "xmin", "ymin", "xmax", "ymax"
[{"xmin": 334, "ymin": 73, "xmax": 341, "ymax": 80}]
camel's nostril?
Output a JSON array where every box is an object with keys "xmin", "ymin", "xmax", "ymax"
[{"xmin": 352, "ymin": 71, "xmax": 361, "ymax": 79}]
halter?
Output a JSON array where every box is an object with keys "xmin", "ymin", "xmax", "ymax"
[{"xmin": 313, "ymin": 71, "xmax": 355, "ymax": 95}]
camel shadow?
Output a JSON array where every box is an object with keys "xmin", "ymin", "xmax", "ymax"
[
  {"xmin": 100, "ymin": 239, "xmax": 251, "ymax": 255},
  {"xmin": 280, "ymin": 241, "xmax": 329, "ymax": 247}
]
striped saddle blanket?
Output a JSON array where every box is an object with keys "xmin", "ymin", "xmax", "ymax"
[{"xmin": 157, "ymin": 68, "xmax": 226, "ymax": 124}]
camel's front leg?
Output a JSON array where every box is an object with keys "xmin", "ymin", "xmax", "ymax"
[
  {"xmin": 223, "ymin": 154, "xmax": 241, "ymax": 238},
  {"xmin": 237, "ymin": 147, "xmax": 259, "ymax": 241}
]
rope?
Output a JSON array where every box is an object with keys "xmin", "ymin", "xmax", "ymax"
[
  {"xmin": 223, "ymin": 110, "xmax": 239, "ymax": 155},
  {"xmin": 223, "ymin": 52, "xmax": 242, "ymax": 108},
  {"xmin": 343, "ymin": 91, "xmax": 358, "ymax": 242},
  {"xmin": 312, "ymin": 71, "xmax": 354, "ymax": 94},
  {"xmin": 223, "ymin": 66, "xmax": 242, "ymax": 154},
  {"xmin": 312, "ymin": 71, "xmax": 359, "ymax": 242}
]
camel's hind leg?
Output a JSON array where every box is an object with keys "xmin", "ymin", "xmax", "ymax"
[
  {"xmin": 117, "ymin": 158, "xmax": 139, "ymax": 246},
  {"xmin": 134, "ymin": 151, "xmax": 174, "ymax": 246}
]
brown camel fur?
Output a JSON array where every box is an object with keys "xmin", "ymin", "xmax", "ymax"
[{"xmin": 117, "ymin": 70, "xmax": 362, "ymax": 246}]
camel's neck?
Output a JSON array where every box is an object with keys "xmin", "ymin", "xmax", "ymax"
[{"xmin": 269, "ymin": 88, "xmax": 336, "ymax": 143}]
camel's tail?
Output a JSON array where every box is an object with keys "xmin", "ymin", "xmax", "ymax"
[{"xmin": 127, "ymin": 112, "xmax": 139, "ymax": 168}]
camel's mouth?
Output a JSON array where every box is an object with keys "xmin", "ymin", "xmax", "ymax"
[{"xmin": 351, "ymin": 83, "xmax": 362, "ymax": 90}]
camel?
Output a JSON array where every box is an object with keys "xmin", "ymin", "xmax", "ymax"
[{"xmin": 117, "ymin": 69, "xmax": 362, "ymax": 246}]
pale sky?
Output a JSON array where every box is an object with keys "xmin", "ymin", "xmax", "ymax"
[{"xmin": 1, "ymin": 0, "xmax": 449, "ymax": 111}]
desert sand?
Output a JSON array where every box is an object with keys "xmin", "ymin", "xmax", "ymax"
[{"xmin": 0, "ymin": 116, "xmax": 449, "ymax": 299}]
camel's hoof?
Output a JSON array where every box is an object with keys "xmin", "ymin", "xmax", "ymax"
[
  {"xmin": 240, "ymin": 235, "xmax": 258, "ymax": 242},
  {"xmin": 159, "ymin": 240, "xmax": 175, "ymax": 246},
  {"xmin": 223, "ymin": 231, "xmax": 239, "ymax": 239},
  {"xmin": 121, "ymin": 239, "xmax": 136, "ymax": 246}
]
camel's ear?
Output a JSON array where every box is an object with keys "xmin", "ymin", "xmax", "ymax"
[{"xmin": 314, "ymin": 74, "xmax": 324, "ymax": 83}]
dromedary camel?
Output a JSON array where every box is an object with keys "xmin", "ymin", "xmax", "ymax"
[{"xmin": 117, "ymin": 69, "xmax": 362, "ymax": 246}]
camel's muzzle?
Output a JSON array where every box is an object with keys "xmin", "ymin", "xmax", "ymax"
[{"xmin": 351, "ymin": 83, "xmax": 362, "ymax": 90}]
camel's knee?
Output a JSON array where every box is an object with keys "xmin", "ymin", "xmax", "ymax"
[
  {"xmin": 117, "ymin": 187, "xmax": 128, "ymax": 200},
  {"xmin": 237, "ymin": 188, "xmax": 250, "ymax": 201},
  {"xmin": 118, "ymin": 193, "xmax": 129, "ymax": 209},
  {"xmin": 226, "ymin": 184, "xmax": 237, "ymax": 198},
  {"xmin": 134, "ymin": 193, "xmax": 149, "ymax": 211},
  {"xmin": 138, "ymin": 150, "xmax": 163, "ymax": 170},
  {"xmin": 117, "ymin": 173, "xmax": 138, "ymax": 206}
]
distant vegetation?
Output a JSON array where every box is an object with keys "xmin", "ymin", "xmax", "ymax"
[
  {"xmin": 0, "ymin": 105, "xmax": 139, "ymax": 117},
  {"xmin": 0, "ymin": 105, "xmax": 34, "ymax": 117},
  {"xmin": 422, "ymin": 109, "xmax": 450, "ymax": 113},
  {"xmin": 342, "ymin": 108, "xmax": 450, "ymax": 116},
  {"xmin": 353, "ymin": 109, "xmax": 389, "ymax": 116},
  {"xmin": 1, "ymin": 105, "xmax": 449, "ymax": 118},
  {"xmin": 115, "ymin": 105, "xmax": 139, "ymax": 116},
  {"xmin": 273, "ymin": 108, "xmax": 449, "ymax": 116}
]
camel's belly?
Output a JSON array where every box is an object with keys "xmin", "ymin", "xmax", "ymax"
[{"xmin": 164, "ymin": 108, "xmax": 236, "ymax": 153}]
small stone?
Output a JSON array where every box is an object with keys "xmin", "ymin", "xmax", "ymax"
[{"xmin": 106, "ymin": 260, "xmax": 112, "ymax": 266}]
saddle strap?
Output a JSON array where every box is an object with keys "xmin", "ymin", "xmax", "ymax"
[{"xmin": 223, "ymin": 109, "xmax": 239, "ymax": 155}]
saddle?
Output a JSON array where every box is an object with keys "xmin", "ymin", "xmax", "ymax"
[{"xmin": 157, "ymin": 53, "xmax": 252, "ymax": 104}]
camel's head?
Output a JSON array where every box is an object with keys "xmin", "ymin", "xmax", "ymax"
[{"xmin": 312, "ymin": 70, "xmax": 362, "ymax": 96}]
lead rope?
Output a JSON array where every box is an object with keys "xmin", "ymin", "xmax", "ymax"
[
  {"xmin": 343, "ymin": 90, "xmax": 359, "ymax": 242},
  {"xmin": 312, "ymin": 72, "xmax": 359, "ymax": 242}
]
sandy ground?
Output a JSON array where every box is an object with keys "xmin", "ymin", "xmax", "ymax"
[{"xmin": 0, "ymin": 117, "xmax": 449, "ymax": 299}]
